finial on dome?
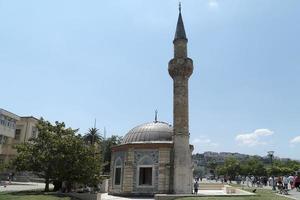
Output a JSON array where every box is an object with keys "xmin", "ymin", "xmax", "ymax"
[{"xmin": 154, "ymin": 110, "xmax": 158, "ymax": 123}]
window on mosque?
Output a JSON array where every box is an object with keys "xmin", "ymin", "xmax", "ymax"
[
  {"xmin": 139, "ymin": 167, "xmax": 152, "ymax": 186},
  {"xmin": 114, "ymin": 158, "xmax": 122, "ymax": 186},
  {"xmin": 114, "ymin": 167, "xmax": 121, "ymax": 185}
]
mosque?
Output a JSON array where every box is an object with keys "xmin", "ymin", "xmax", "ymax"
[{"xmin": 109, "ymin": 5, "xmax": 194, "ymax": 196}]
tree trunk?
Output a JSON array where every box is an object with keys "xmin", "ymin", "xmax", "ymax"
[
  {"xmin": 53, "ymin": 180, "xmax": 62, "ymax": 192},
  {"xmin": 66, "ymin": 181, "xmax": 72, "ymax": 193},
  {"xmin": 45, "ymin": 178, "xmax": 50, "ymax": 192}
]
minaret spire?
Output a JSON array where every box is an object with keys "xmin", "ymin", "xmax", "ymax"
[
  {"xmin": 174, "ymin": 2, "xmax": 187, "ymax": 42},
  {"xmin": 94, "ymin": 118, "xmax": 97, "ymax": 128}
]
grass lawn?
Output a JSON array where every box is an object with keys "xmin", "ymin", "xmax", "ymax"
[
  {"xmin": 177, "ymin": 188, "xmax": 291, "ymax": 200},
  {"xmin": 0, "ymin": 191, "xmax": 72, "ymax": 200}
]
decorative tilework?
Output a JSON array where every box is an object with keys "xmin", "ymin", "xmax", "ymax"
[{"xmin": 132, "ymin": 150, "xmax": 159, "ymax": 193}]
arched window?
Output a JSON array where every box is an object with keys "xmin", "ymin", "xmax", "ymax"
[
  {"xmin": 114, "ymin": 157, "xmax": 122, "ymax": 186},
  {"xmin": 137, "ymin": 156, "xmax": 154, "ymax": 186}
]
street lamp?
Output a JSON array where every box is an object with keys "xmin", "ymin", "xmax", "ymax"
[{"xmin": 267, "ymin": 151, "xmax": 276, "ymax": 191}]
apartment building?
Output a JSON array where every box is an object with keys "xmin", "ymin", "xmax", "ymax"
[
  {"xmin": 0, "ymin": 109, "xmax": 20, "ymax": 164},
  {"xmin": 0, "ymin": 108, "xmax": 38, "ymax": 164}
]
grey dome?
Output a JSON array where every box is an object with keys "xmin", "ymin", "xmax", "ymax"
[{"xmin": 122, "ymin": 121, "xmax": 173, "ymax": 144}]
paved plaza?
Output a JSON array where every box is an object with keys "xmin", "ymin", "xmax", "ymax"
[
  {"xmin": 0, "ymin": 181, "xmax": 53, "ymax": 192},
  {"xmin": 291, "ymin": 190, "xmax": 300, "ymax": 200},
  {"xmin": 0, "ymin": 181, "xmax": 299, "ymax": 200},
  {"xmin": 202, "ymin": 179, "xmax": 300, "ymax": 199},
  {"xmin": 101, "ymin": 193, "xmax": 153, "ymax": 200}
]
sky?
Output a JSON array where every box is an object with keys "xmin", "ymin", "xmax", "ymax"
[{"xmin": 1, "ymin": 0, "xmax": 300, "ymax": 159}]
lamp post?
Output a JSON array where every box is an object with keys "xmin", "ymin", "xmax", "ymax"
[{"xmin": 267, "ymin": 151, "xmax": 276, "ymax": 191}]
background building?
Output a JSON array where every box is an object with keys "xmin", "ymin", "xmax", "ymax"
[
  {"xmin": 0, "ymin": 108, "xmax": 38, "ymax": 165},
  {"xmin": 0, "ymin": 109, "xmax": 20, "ymax": 164}
]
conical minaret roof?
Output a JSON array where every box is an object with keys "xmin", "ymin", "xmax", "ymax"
[{"xmin": 174, "ymin": 5, "xmax": 187, "ymax": 41}]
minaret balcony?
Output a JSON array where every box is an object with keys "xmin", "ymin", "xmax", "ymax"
[{"xmin": 168, "ymin": 57, "xmax": 193, "ymax": 78}]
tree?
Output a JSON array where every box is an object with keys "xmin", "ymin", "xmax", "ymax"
[
  {"xmin": 84, "ymin": 128, "xmax": 103, "ymax": 146},
  {"xmin": 14, "ymin": 118, "xmax": 102, "ymax": 192},
  {"xmin": 242, "ymin": 157, "xmax": 267, "ymax": 176},
  {"xmin": 207, "ymin": 159, "xmax": 218, "ymax": 176},
  {"xmin": 216, "ymin": 165, "xmax": 226, "ymax": 176},
  {"xmin": 217, "ymin": 157, "xmax": 241, "ymax": 181},
  {"xmin": 14, "ymin": 119, "xmax": 60, "ymax": 191},
  {"xmin": 265, "ymin": 159, "xmax": 300, "ymax": 176},
  {"xmin": 193, "ymin": 166, "xmax": 205, "ymax": 178},
  {"xmin": 54, "ymin": 134, "xmax": 102, "ymax": 191},
  {"xmin": 102, "ymin": 135, "xmax": 122, "ymax": 173}
]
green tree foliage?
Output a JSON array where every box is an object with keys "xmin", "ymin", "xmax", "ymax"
[
  {"xmin": 102, "ymin": 135, "xmax": 122, "ymax": 173},
  {"xmin": 13, "ymin": 118, "xmax": 102, "ymax": 192},
  {"xmin": 243, "ymin": 157, "xmax": 266, "ymax": 176},
  {"xmin": 217, "ymin": 157, "xmax": 241, "ymax": 180},
  {"xmin": 206, "ymin": 159, "xmax": 218, "ymax": 176},
  {"xmin": 285, "ymin": 159, "xmax": 300, "ymax": 171},
  {"xmin": 84, "ymin": 128, "xmax": 103, "ymax": 146},
  {"xmin": 214, "ymin": 155, "xmax": 300, "ymax": 178},
  {"xmin": 193, "ymin": 166, "xmax": 205, "ymax": 178},
  {"xmin": 216, "ymin": 165, "xmax": 226, "ymax": 176},
  {"xmin": 266, "ymin": 159, "xmax": 300, "ymax": 176}
]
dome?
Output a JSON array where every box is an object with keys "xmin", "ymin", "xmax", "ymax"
[{"xmin": 122, "ymin": 121, "xmax": 173, "ymax": 144}]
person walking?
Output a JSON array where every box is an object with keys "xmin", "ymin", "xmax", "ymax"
[
  {"xmin": 251, "ymin": 176, "xmax": 255, "ymax": 187},
  {"xmin": 246, "ymin": 176, "xmax": 251, "ymax": 187},
  {"xmin": 194, "ymin": 181, "xmax": 199, "ymax": 195},
  {"xmin": 269, "ymin": 176, "xmax": 275, "ymax": 189},
  {"xmin": 292, "ymin": 174, "xmax": 300, "ymax": 191},
  {"xmin": 283, "ymin": 175, "xmax": 289, "ymax": 190},
  {"xmin": 288, "ymin": 174, "xmax": 294, "ymax": 189}
]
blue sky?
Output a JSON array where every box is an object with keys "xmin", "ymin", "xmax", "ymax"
[{"xmin": 1, "ymin": 0, "xmax": 300, "ymax": 159}]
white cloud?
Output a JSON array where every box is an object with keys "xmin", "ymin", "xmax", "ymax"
[
  {"xmin": 192, "ymin": 136, "xmax": 218, "ymax": 148},
  {"xmin": 290, "ymin": 136, "xmax": 300, "ymax": 144},
  {"xmin": 208, "ymin": 0, "xmax": 219, "ymax": 7},
  {"xmin": 235, "ymin": 129, "xmax": 274, "ymax": 147}
]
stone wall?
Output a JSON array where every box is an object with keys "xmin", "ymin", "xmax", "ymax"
[
  {"xmin": 109, "ymin": 151, "xmax": 125, "ymax": 194},
  {"xmin": 123, "ymin": 148, "xmax": 133, "ymax": 193},
  {"xmin": 109, "ymin": 145, "xmax": 172, "ymax": 196},
  {"xmin": 158, "ymin": 147, "xmax": 171, "ymax": 193}
]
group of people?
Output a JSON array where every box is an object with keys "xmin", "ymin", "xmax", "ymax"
[
  {"xmin": 245, "ymin": 175, "xmax": 268, "ymax": 187},
  {"xmin": 192, "ymin": 173, "xmax": 300, "ymax": 194},
  {"xmin": 277, "ymin": 174, "xmax": 300, "ymax": 191},
  {"xmin": 244, "ymin": 174, "xmax": 300, "ymax": 191}
]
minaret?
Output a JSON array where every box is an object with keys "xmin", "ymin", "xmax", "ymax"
[{"xmin": 168, "ymin": 4, "xmax": 193, "ymax": 194}]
